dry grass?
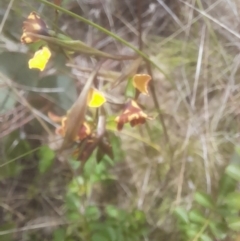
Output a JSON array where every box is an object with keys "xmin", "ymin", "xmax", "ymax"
[{"xmin": 1, "ymin": 0, "xmax": 240, "ymax": 240}]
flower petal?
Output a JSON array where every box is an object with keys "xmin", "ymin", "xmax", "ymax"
[
  {"xmin": 133, "ymin": 74, "xmax": 151, "ymax": 95},
  {"xmin": 48, "ymin": 111, "xmax": 64, "ymax": 123},
  {"xmin": 49, "ymin": 110, "xmax": 91, "ymax": 141},
  {"xmin": 76, "ymin": 122, "xmax": 91, "ymax": 141},
  {"xmin": 115, "ymin": 100, "xmax": 152, "ymax": 131},
  {"xmin": 55, "ymin": 126, "xmax": 65, "ymax": 136},
  {"xmin": 21, "ymin": 12, "xmax": 49, "ymax": 44},
  {"xmin": 28, "ymin": 47, "xmax": 51, "ymax": 71},
  {"xmin": 87, "ymin": 88, "xmax": 106, "ymax": 108}
]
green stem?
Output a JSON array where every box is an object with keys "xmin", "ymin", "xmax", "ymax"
[{"xmin": 0, "ymin": 147, "xmax": 41, "ymax": 168}]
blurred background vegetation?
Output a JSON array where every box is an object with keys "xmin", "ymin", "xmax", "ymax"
[{"xmin": 1, "ymin": 0, "xmax": 240, "ymax": 240}]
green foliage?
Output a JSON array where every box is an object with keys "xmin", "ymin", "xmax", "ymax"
[
  {"xmin": 194, "ymin": 192, "xmax": 214, "ymax": 210},
  {"xmin": 53, "ymin": 228, "xmax": 66, "ymax": 241},
  {"xmin": 38, "ymin": 74, "xmax": 77, "ymax": 110},
  {"xmin": 174, "ymin": 207, "xmax": 189, "ymax": 224},
  {"xmin": 189, "ymin": 210, "xmax": 207, "ymax": 224},
  {"xmin": 37, "ymin": 145, "xmax": 55, "ymax": 173},
  {"xmin": 0, "ymin": 52, "xmax": 30, "ymax": 112},
  {"xmin": 0, "ymin": 132, "xmax": 32, "ymax": 180},
  {"xmin": 0, "ymin": 84, "xmax": 16, "ymax": 114},
  {"xmin": 225, "ymin": 164, "xmax": 240, "ymax": 182},
  {"xmin": 55, "ymin": 152, "xmax": 147, "ymax": 241},
  {"xmin": 175, "ymin": 159, "xmax": 240, "ymax": 241},
  {"xmin": 109, "ymin": 133, "xmax": 124, "ymax": 162},
  {"xmin": 0, "ymin": 52, "xmax": 38, "ymax": 87},
  {"xmin": 125, "ymin": 77, "xmax": 136, "ymax": 99},
  {"xmin": 0, "ymin": 223, "xmax": 16, "ymax": 241},
  {"xmin": 218, "ymin": 174, "xmax": 236, "ymax": 198}
]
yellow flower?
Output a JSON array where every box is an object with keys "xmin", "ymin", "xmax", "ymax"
[
  {"xmin": 87, "ymin": 87, "xmax": 106, "ymax": 108},
  {"xmin": 28, "ymin": 47, "xmax": 51, "ymax": 71}
]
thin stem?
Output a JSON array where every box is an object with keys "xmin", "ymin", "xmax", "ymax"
[
  {"xmin": 137, "ymin": 0, "xmax": 143, "ymax": 50},
  {"xmin": 145, "ymin": 63, "xmax": 174, "ymax": 166}
]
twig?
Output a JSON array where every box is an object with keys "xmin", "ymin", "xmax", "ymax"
[
  {"xmin": 137, "ymin": 0, "xmax": 143, "ymax": 50},
  {"xmin": 0, "ymin": 220, "xmax": 69, "ymax": 236},
  {"xmin": 0, "ymin": 72, "xmax": 53, "ymax": 136},
  {"xmin": 145, "ymin": 64, "xmax": 171, "ymax": 150},
  {"xmin": 0, "ymin": 0, "xmax": 15, "ymax": 34}
]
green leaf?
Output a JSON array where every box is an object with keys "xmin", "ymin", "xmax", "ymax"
[
  {"xmin": 225, "ymin": 164, "xmax": 240, "ymax": 181},
  {"xmin": 209, "ymin": 222, "xmax": 227, "ymax": 240},
  {"xmin": 68, "ymin": 158, "xmax": 81, "ymax": 170},
  {"xmin": 189, "ymin": 209, "xmax": 206, "ymax": 224},
  {"xmin": 106, "ymin": 205, "xmax": 120, "ymax": 219},
  {"xmin": 1, "ymin": 136, "xmax": 30, "ymax": 179},
  {"xmin": 181, "ymin": 223, "xmax": 205, "ymax": 240},
  {"xmin": 65, "ymin": 193, "xmax": 81, "ymax": 215},
  {"xmin": 38, "ymin": 75, "xmax": 77, "ymax": 110},
  {"xmin": 0, "ymin": 86, "xmax": 16, "ymax": 114},
  {"xmin": 68, "ymin": 176, "xmax": 84, "ymax": 194},
  {"xmin": 218, "ymin": 174, "xmax": 236, "ymax": 198},
  {"xmin": 223, "ymin": 192, "xmax": 240, "ymax": 210},
  {"xmin": 37, "ymin": 145, "xmax": 55, "ymax": 173},
  {"xmin": 0, "ymin": 223, "xmax": 16, "ymax": 241},
  {"xmin": 96, "ymin": 147, "xmax": 105, "ymax": 163},
  {"xmin": 83, "ymin": 154, "xmax": 97, "ymax": 178},
  {"xmin": 66, "ymin": 211, "xmax": 81, "ymax": 221},
  {"xmin": 133, "ymin": 210, "xmax": 146, "ymax": 223},
  {"xmin": 230, "ymin": 151, "xmax": 240, "ymax": 165},
  {"xmin": 194, "ymin": 192, "xmax": 214, "ymax": 209},
  {"xmin": 91, "ymin": 233, "xmax": 109, "ymax": 241},
  {"xmin": 0, "ymin": 52, "xmax": 39, "ymax": 86},
  {"xmin": 53, "ymin": 52, "xmax": 69, "ymax": 71},
  {"xmin": 125, "ymin": 77, "xmax": 136, "ymax": 99},
  {"xmin": 226, "ymin": 216, "xmax": 240, "ymax": 231},
  {"xmin": 200, "ymin": 233, "xmax": 213, "ymax": 241},
  {"xmin": 185, "ymin": 227, "xmax": 199, "ymax": 239},
  {"xmin": 234, "ymin": 145, "xmax": 240, "ymax": 158},
  {"xmin": 109, "ymin": 133, "xmax": 124, "ymax": 163},
  {"xmin": 216, "ymin": 204, "xmax": 237, "ymax": 217},
  {"xmin": 105, "ymin": 227, "xmax": 117, "ymax": 241},
  {"xmin": 53, "ymin": 228, "xmax": 66, "ymax": 241},
  {"xmin": 56, "ymin": 75, "xmax": 78, "ymax": 110},
  {"xmin": 173, "ymin": 207, "xmax": 189, "ymax": 224},
  {"xmin": 91, "ymin": 227, "xmax": 118, "ymax": 241},
  {"xmin": 85, "ymin": 206, "xmax": 101, "ymax": 221}
]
